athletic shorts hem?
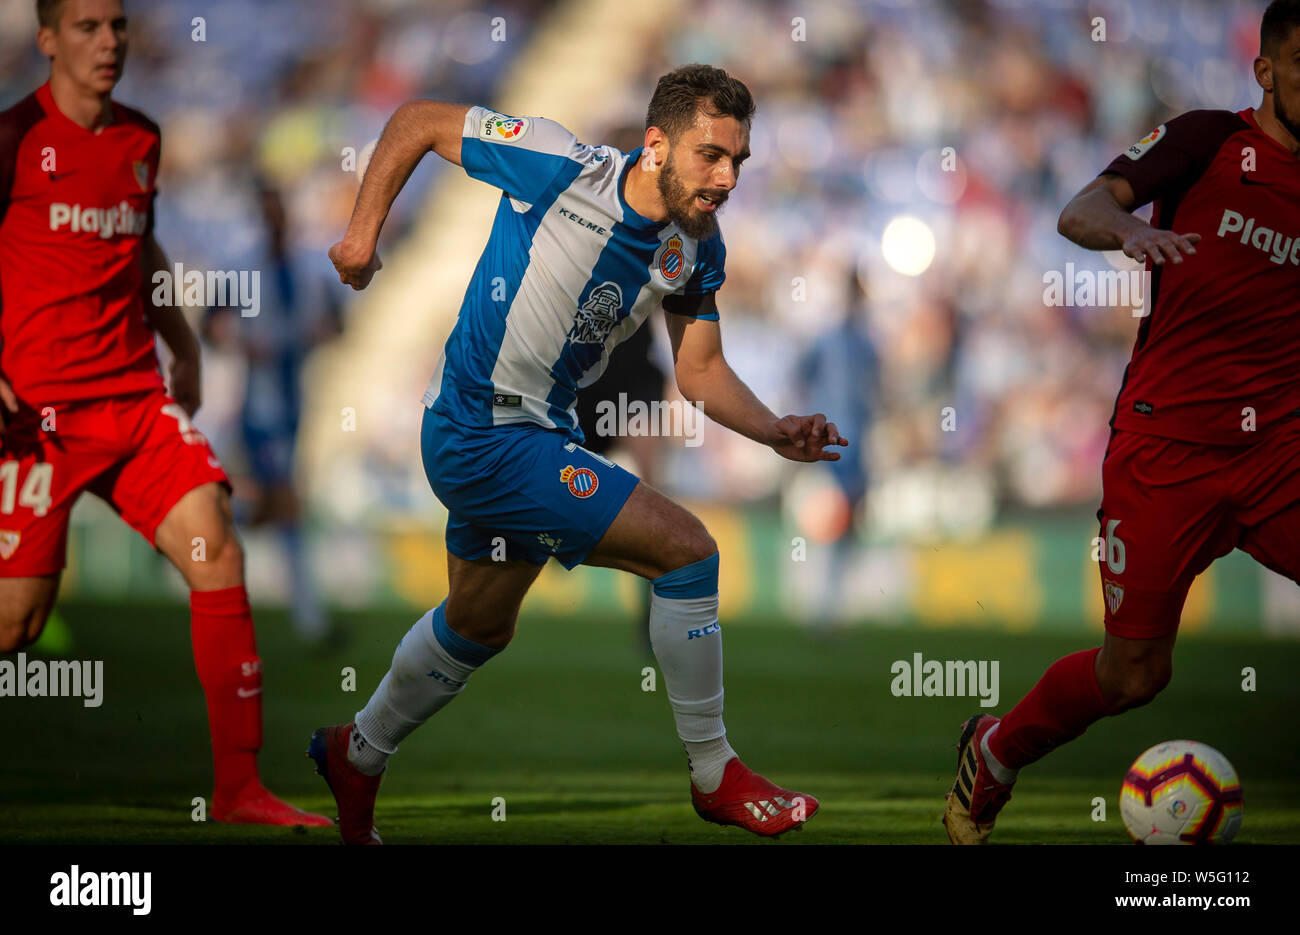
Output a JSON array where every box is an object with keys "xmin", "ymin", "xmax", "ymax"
[
  {"xmin": 139, "ymin": 476, "xmax": 233, "ymax": 550},
  {"xmin": 556, "ymin": 476, "xmax": 638, "ymax": 571},
  {"xmin": 444, "ymin": 540, "xmax": 549, "ymax": 567},
  {"xmin": 0, "ymin": 557, "xmax": 67, "ymax": 578}
]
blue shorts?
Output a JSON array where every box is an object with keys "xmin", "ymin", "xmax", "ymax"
[{"xmin": 421, "ymin": 405, "xmax": 639, "ymax": 569}]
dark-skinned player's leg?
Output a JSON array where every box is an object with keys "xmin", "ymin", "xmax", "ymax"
[
  {"xmin": 945, "ymin": 427, "xmax": 1231, "ymax": 844},
  {"xmin": 586, "ymin": 481, "xmax": 820, "ymax": 836},
  {"xmin": 0, "ymin": 574, "xmax": 61, "ymax": 652}
]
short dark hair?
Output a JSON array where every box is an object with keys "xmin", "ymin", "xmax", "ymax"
[
  {"xmin": 1261, "ymin": 0, "xmax": 1300, "ymax": 56},
  {"xmin": 36, "ymin": 0, "xmax": 67, "ymax": 29},
  {"xmin": 645, "ymin": 64, "xmax": 755, "ymax": 143}
]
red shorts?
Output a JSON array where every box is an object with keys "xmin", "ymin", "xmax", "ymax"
[
  {"xmin": 0, "ymin": 390, "xmax": 229, "ymax": 577},
  {"xmin": 1096, "ymin": 418, "xmax": 1300, "ymax": 639}
]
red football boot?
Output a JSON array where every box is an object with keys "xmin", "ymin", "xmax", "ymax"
[
  {"xmin": 691, "ymin": 758, "xmax": 819, "ymax": 837},
  {"xmin": 211, "ymin": 781, "xmax": 333, "ymax": 827},
  {"xmin": 944, "ymin": 713, "xmax": 1014, "ymax": 844},
  {"xmin": 307, "ymin": 724, "xmax": 384, "ymax": 845}
]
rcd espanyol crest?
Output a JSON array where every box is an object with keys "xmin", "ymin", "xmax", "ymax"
[
  {"xmin": 569, "ymin": 281, "xmax": 623, "ymax": 345},
  {"xmin": 657, "ymin": 233, "xmax": 685, "ymax": 281}
]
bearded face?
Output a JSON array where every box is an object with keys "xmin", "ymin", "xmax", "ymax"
[{"xmin": 656, "ymin": 146, "xmax": 725, "ymax": 240}]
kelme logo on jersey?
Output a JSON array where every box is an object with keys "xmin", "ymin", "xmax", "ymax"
[
  {"xmin": 569, "ymin": 281, "xmax": 623, "ymax": 345},
  {"xmin": 658, "ymin": 234, "xmax": 685, "ymax": 281},
  {"xmin": 480, "ymin": 113, "xmax": 529, "ymax": 143},
  {"xmin": 49, "ymin": 201, "xmax": 147, "ymax": 239},
  {"xmin": 559, "ymin": 465, "xmax": 599, "ymax": 498},
  {"xmin": 1125, "ymin": 124, "xmax": 1165, "ymax": 160},
  {"xmin": 1104, "ymin": 579, "xmax": 1125, "ymax": 615}
]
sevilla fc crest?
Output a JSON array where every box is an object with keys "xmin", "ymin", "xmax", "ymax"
[
  {"xmin": 0, "ymin": 530, "xmax": 20, "ymax": 560},
  {"xmin": 133, "ymin": 160, "xmax": 149, "ymax": 190},
  {"xmin": 1103, "ymin": 579, "xmax": 1124, "ymax": 615}
]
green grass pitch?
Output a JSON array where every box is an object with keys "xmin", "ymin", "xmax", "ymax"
[{"xmin": 2, "ymin": 599, "xmax": 1296, "ymax": 844}]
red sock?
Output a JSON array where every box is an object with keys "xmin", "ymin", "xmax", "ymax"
[
  {"xmin": 190, "ymin": 586, "xmax": 262, "ymax": 802},
  {"xmin": 987, "ymin": 648, "xmax": 1114, "ymax": 770}
]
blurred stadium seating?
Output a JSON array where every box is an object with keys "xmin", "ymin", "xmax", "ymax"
[{"xmin": 2, "ymin": 0, "xmax": 1294, "ymax": 632}]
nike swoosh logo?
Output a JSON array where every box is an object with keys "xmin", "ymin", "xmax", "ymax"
[
  {"xmin": 48, "ymin": 171, "xmax": 77, "ymax": 182},
  {"xmin": 236, "ymin": 687, "xmax": 262, "ymax": 698},
  {"xmin": 1241, "ymin": 172, "xmax": 1269, "ymax": 186}
]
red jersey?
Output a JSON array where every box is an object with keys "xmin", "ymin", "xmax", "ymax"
[
  {"xmin": 1102, "ymin": 108, "xmax": 1300, "ymax": 446},
  {"xmin": 0, "ymin": 81, "xmax": 164, "ymax": 406}
]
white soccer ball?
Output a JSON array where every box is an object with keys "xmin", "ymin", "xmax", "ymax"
[{"xmin": 1120, "ymin": 740, "xmax": 1243, "ymax": 844}]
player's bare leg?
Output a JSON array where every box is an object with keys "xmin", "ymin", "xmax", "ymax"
[
  {"xmin": 1095, "ymin": 631, "xmax": 1176, "ymax": 712},
  {"xmin": 614, "ymin": 432, "xmax": 664, "ymax": 657},
  {"xmin": 443, "ymin": 552, "xmax": 547, "ymax": 648},
  {"xmin": 0, "ymin": 574, "xmax": 61, "ymax": 653},
  {"xmin": 586, "ymin": 481, "xmax": 819, "ymax": 836},
  {"xmin": 310, "ymin": 553, "xmax": 543, "ymax": 844},
  {"xmin": 945, "ymin": 630, "xmax": 1176, "ymax": 843},
  {"xmin": 586, "ymin": 480, "xmax": 716, "ymax": 579},
  {"xmin": 154, "ymin": 481, "xmax": 330, "ymax": 827},
  {"xmin": 155, "ymin": 482, "xmax": 244, "ymax": 590}
]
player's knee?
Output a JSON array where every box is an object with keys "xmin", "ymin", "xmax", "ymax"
[
  {"xmin": 0, "ymin": 621, "xmax": 25, "ymax": 653},
  {"xmin": 211, "ymin": 529, "xmax": 245, "ymax": 575},
  {"xmin": 466, "ymin": 619, "xmax": 516, "ymax": 651},
  {"xmin": 442, "ymin": 598, "xmax": 517, "ymax": 650},
  {"xmin": 1105, "ymin": 660, "xmax": 1172, "ymax": 712},
  {"xmin": 186, "ymin": 525, "xmax": 244, "ymax": 586},
  {"xmin": 0, "ymin": 603, "xmax": 51, "ymax": 652},
  {"xmin": 665, "ymin": 516, "xmax": 717, "ymax": 573}
]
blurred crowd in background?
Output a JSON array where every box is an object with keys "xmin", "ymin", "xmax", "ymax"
[
  {"xmin": 596, "ymin": 0, "xmax": 1268, "ymax": 530},
  {"xmin": 0, "ymin": 0, "xmax": 1272, "ymax": 539}
]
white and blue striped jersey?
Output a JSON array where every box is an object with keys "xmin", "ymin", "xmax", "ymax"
[{"xmin": 421, "ymin": 105, "xmax": 726, "ymax": 441}]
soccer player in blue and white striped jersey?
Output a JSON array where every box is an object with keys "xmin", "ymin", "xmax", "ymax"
[{"xmin": 311, "ymin": 65, "xmax": 848, "ymax": 843}]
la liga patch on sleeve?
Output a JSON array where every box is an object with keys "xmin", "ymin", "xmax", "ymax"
[
  {"xmin": 480, "ymin": 113, "xmax": 530, "ymax": 143},
  {"xmin": 1125, "ymin": 124, "xmax": 1166, "ymax": 160}
]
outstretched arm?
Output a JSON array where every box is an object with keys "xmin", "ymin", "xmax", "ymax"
[
  {"xmin": 330, "ymin": 101, "xmax": 471, "ymax": 289},
  {"xmin": 664, "ymin": 294, "xmax": 848, "ymax": 462},
  {"xmin": 1057, "ymin": 174, "xmax": 1200, "ymax": 265}
]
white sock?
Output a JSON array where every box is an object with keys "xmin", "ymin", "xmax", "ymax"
[
  {"xmin": 682, "ymin": 736, "xmax": 736, "ymax": 793},
  {"xmin": 649, "ymin": 555, "xmax": 736, "ymax": 794},
  {"xmin": 350, "ymin": 601, "xmax": 497, "ymax": 776},
  {"xmin": 981, "ymin": 723, "xmax": 1020, "ymax": 785},
  {"xmin": 348, "ymin": 722, "xmax": 388, "ymax": 775}
]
